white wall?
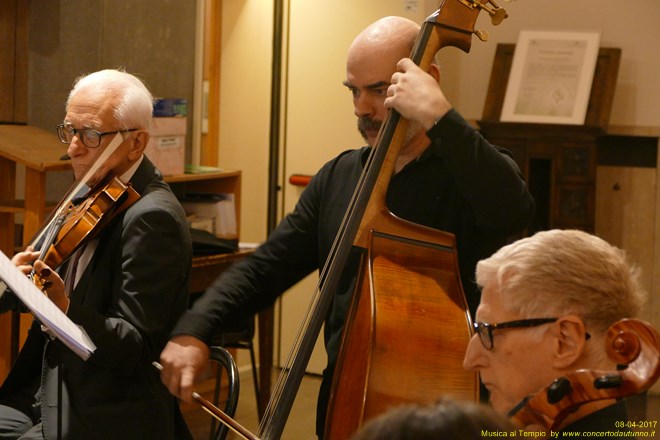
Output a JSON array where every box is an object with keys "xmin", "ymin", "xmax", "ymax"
[
  {"xmin": 221, "ymin": 0, "xmax": 660, "ymax": 245},
  {"xmin": 217, "ymin": 0, "xmax": 274, "ymax": 244},
  {"xmin": 430, "ymin": 0, "xmax": 660, "ymax": 127}
]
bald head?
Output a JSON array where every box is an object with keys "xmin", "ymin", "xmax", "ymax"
[
  {"xmin": 347, "ymin": 16, "xmax": 420, "ymax": 69},
  {"xmin": 344, "ymin": 16, "xmax": 425, "ymax": 147}
]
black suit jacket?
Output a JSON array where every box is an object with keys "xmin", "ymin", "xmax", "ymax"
[{"xmin": 0, "ymin": 158, "xmax": 193, "ymax": 439}]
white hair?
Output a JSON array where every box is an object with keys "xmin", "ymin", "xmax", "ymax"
[
  {"xmin": 66, "ymin": 68, "xmax": 154, "ymax": 130},
  {"xmin": 476, "ymin": 229, "xmax": 646, "ymax": 334}
]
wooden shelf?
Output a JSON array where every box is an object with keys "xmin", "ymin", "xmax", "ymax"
[
  {"xmin": 164, "ymin": 169, "xmax": 242, "ymax": 240},
  {"xmin": 164, "ymin": 169, "xmax": 241, "ymax": 183},
  {"xmin": 0, "ymin": 200, "xmax": 26, "ymax": 214}
]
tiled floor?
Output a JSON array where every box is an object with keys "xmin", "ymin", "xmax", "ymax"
[{"xmin": 183, "ymin": 370, "xmax": 660, "ymax": 440}]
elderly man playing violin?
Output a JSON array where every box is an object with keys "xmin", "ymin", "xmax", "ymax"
[
  {"xmin": 463, "ymin": 229, "xmax": 649, "ymax": 438},
  {"xmin": 0, "ymin": 69, "xmax": 192, "ymax": 440}
]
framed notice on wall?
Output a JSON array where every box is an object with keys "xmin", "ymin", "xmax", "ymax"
[{"xmin": 500, "ymin": 31, "xmax": 601, "ymax": 125}]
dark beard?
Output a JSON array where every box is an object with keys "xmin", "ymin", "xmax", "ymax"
[
  {"xmin": 358, "ymin": 116, "xmax": 422, "ymax": 147},
  {"xmin": 357, "ymin": 116, "xmax": 382, "ymax": 144}
]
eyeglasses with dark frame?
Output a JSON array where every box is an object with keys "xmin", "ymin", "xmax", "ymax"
[
  {"xmin": 56, "ymin": 124, "xmax": 138, "ymax": 149},
  {"xmin": 473, "ymin": 318, "xmax": 559, "ymax": 350}
]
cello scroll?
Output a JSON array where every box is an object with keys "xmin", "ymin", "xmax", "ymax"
[{"xmin": 509, "ymin": 318, "xmax": 660, "ymax": 432}]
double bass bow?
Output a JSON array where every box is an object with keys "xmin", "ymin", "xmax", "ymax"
[{"xmin": 509, "ymin": 318, "xmax": 660, "ymax": 435}]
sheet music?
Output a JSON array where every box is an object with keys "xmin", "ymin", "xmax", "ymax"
[{"xmin": 0, "ymin": 251, "xmax": 96, "ymax": 360}]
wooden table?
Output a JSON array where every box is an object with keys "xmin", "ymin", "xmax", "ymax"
[{"xmin": 0, "ymin": 125, "xmax": 70, "ymax": 252}]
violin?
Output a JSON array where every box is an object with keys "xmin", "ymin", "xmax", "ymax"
[
  {"xmin": 30, "ymin": 133, "xmax": 140, "ymax": 288},
  {"xmin": 37, "ymin": 177, "xmax": 139, "ymax": 270},
  {"xmin": 509, "ymin": 318, "xmax": 660, "ymax": 434}
]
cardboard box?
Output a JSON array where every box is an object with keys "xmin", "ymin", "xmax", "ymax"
[
  {"xmin": 145, "ymin": 117, "xmax": 186, "ymax": 175},
  {"xmin": 181, "ymin": 193, "xmax": 237, "ymax": 238}
]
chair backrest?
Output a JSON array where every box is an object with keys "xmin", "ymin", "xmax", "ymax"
[
  {"xmin": 219, "ymin": 316, "xmax": 255, "ymax": 348},
  {"xmin": 209, "ymin": 346, "xmax": 240, "ymax": 440}
]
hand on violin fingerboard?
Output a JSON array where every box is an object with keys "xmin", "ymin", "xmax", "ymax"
[{"xmin": 33, "ymin": 260, "xmax": 69, "ymax": 313}]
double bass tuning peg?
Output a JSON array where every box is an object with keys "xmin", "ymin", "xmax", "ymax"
[
  {"xmin": 469, "ymin": 0, "xmax": 508, "ymax": 41},
  {"xmin": 476, "ymin": 0, "xmax": 509, "ymax": 26},
  {"xmin": 473, "ymin": 29, "xmax": 489, "ymax": 42}
]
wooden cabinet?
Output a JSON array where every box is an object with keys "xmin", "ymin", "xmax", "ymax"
[
  {"xmin": 478, "ymin": 122, "xmax": 602, "ymax": 233},
  {"xmin": 479, "ymin": 43, "xmax": 622, "ymax": 235},
  {"xmin": 165, "ymin": 169, "xmax": 242, "ymax": 240},
  {"xmin": 163, "ymin": 170, "xmax": 251, "ymax": 294}
]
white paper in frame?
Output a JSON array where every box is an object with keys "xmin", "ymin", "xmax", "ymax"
[{"xmin": 500, "ymin": 31, "xmax": 601, "ymax": 125}]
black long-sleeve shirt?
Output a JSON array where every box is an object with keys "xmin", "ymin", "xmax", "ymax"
[{"xmin": 172, "ymin": 109, "xmax": 535, "ymax": 435}]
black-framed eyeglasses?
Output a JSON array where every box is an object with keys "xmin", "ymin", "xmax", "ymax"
[
  {"xmin": 473, "ymin": 318, "xmax": 559, "ymax": 351},
  {"xmin": 57, "ymin": 124, "xmax": 138, "ymax": 149}
]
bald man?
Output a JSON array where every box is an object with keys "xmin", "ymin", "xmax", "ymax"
[{"xmin": 160, "ymin": 16, "xmax": 534, "ymax": 438}]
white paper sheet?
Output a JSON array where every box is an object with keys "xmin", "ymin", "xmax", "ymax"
[{"xmin": 0, "ymin": 251, "xmax": 96, "ymax": 360}]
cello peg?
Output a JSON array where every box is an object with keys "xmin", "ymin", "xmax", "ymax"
[
  {"xmin": 547, "ymin": 377, "xmax": 572, "ymax": 404},
  {"xmin": 594, "ymin": 374, "xmax": 623, "ymax": 389}
]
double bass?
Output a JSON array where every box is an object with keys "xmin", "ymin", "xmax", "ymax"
[
  {"xmin": 215, "ymin": 1, "xmax": 512, "ymax": 439},
  {"xmin": 182, "ymin": 1, "xmax": 512, "ymax": 438}
]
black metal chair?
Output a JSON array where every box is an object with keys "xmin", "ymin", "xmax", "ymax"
[
  {"xmin": 212, "ymin": 316, "xmax": 260, "ymax": 418},
  {"xmin": 209, "ymin": 346, "xmax": 241, "ymax": 440}
]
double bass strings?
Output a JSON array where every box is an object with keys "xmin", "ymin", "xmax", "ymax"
[{"xmin": 258, "ymin": 106, "xmax": 406, "ymax": 438}]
